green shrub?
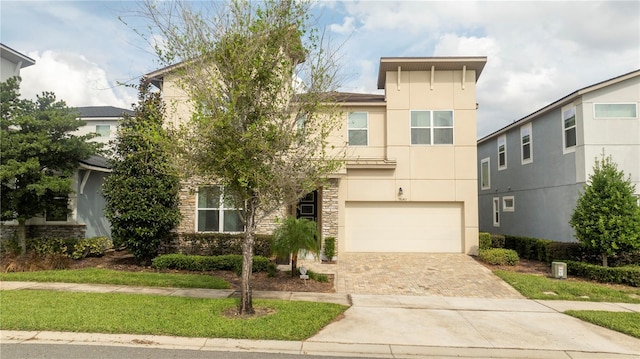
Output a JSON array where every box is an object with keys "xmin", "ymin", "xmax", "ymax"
[
  {"xmin": 308, "ymin": 270, "xmax": 329, "ymax": 283},
  {"xmin": 490, "ymin": 234, "xmax": 505, "ymax": 248},
  {"xmin": 179, "ymin": 233, "xmax": 272, "ymax": 258},
  {"xmin": 26, "ymin": 238, "xmax": 75, "ymax": 257},
  {"xmin": 71, "ymin": 237, "xmax": 113, "ymax": 260},
  {"xmin": 267, "ymin": 262, "xmax": 277, "ymax": 277},
  {"xmin": 323, "ymin": 237, "xmax": 336, "ymax": 260},
  {"xmin": 479, "ymin": 232, "xmax": 491, "ymax": 250},
  {"xmin": 566, "ymin": 261, "xmax": 640, "ymax": 287},
  {"xmin": 478, "ymin": 248, "xmax": 519, "ymax": 266},
  {"xmin": 503, "ymin": 235, "xmax": 552, "ymax": 262},
  {"xmin": 151, "ymin": 254, "xmax": 269, "ymax": 273}
]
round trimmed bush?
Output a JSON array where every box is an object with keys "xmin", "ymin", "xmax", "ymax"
[{"xmin": 478, "ymin": 248, "xmax": 519, "ymax": 266}]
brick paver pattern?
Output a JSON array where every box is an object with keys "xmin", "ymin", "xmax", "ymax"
[{"xmin": 300, "ymin": 253, "xmax": 523, "ymax": 298}]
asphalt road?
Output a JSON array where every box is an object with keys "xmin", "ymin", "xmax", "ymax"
[{"xmin": 1, "ymin": 343, "xmax": 384, "ymax": 359}]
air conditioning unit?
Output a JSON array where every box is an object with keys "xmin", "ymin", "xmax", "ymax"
[{"xmin": 552, "ymin": 262, "xmax": 567, "ymax": 279}]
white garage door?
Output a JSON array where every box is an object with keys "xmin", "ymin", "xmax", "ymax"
[{"xmin": 345, "ymin": 202, "xmax": 463, "ymax": 253}]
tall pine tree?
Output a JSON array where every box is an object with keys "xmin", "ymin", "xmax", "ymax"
[
  {"xmin": 103, "ymin": 79, "xmax": 182, "ymax": 262},
  {"xmin": 1, "ymin": 77, "xmax": 100, "ymax": 252}
]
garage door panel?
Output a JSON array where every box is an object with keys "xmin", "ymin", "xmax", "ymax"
[{"xmin": 346, "ymin": 202, "xmax": 462, "ymax": 253}]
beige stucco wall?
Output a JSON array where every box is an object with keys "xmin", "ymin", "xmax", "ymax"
[{"xmin": 334, "ymin": 68, "xmax": 479, "ymax": 255}]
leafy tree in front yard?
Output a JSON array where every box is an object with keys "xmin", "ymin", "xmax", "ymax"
[
  {"xmin": 272, "ymin": 216, "xmax": 320, "ymax": 277},
  {"xmin": 102, "ymin": 79, "xmax": 182, "ymax": 263},
  {"xmin": 569, "ymin": 153, "xmax": 640, "ymax": 267},
  {"xmin": 138, "ymin": 0, "xmax": 345, "ymax": 314},
  {"xmin": 0, "ymin": 77, "xmax": 100, "ymax": 253}
]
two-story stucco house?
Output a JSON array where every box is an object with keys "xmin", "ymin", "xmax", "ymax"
[
  {"xmin": 147, "ymin": 57, "xmax": 486, "ymax": 257},
  {"xmin": 477, "ymin": 70, "xmax": 640, "ymax": 242}
]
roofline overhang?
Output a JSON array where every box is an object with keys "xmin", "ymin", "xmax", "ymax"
[
  {"xmin": 0, "ymin": 44, "xmax": 36, "ymax": 68},
  {"xmin": 478, "ymin": 69, "xmax": 640, "ymax": 144},
  {"xmin": 377, "ymin": 56, "xmax": 487, "ymax": 89}
]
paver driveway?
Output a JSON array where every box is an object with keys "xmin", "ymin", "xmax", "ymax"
[{"xmin": 300, "ymin": 253, "xmax": 523, "ymax": 298}]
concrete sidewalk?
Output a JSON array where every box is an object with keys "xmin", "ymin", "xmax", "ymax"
[{"xmin": 2, "ymin": 281, "xmax": 640, "ymax": 358}]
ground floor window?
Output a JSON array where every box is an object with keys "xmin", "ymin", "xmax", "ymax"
[
  {"xmin": 197, "ymin": 186, "xmax": 244, "ymax": 232},
  {"xmin": 492, "ymin": 197, "xmax": 500, "ymax": 227},
  {"xmin": 45, "ymin": 195, "xmax": 69, "ymax": 222}
]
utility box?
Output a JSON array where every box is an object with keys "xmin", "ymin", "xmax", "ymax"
[{"xmin": 552, "ymin": 262, "xmax": 567, "ymax": 279}]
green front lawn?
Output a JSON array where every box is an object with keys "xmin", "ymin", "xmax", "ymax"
[
  {"xmin": 0, "ymin": 290, "xmax": 347, "ymax": 340},
  {"xmin": 494, "ymin": 270, "xmax": 640, "ymax": 303},
  {"xmin": 0, "ymin": 268, "xmax": 229, "ymax": 289},
  {"xmin": 565, "ymin": 311, "xmax": 640, "ymax": 339}
]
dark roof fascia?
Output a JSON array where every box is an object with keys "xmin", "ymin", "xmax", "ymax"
[
  {"xmin": 377, "ymin": 57, "xmax": 487, "ymax": 89},
  {"xmin": 0, "ymin": 43, "xmax": 35, "ymax": 68},
  {"xmin": 477, "ymin": 69, "xmax": 640, "ymax": 144},
  {"xmin": 74, "ymin": 106, "xmax": 134, "ymax": 118},
  {"xmin": 79, "ymin": 155, "xmax": 111, "ymax": 172},
  {"xmin": 328, "ymin": 92, "xmax": 386, "ymax": 106}
]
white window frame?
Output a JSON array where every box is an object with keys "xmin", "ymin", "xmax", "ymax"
[
  {"xmin": 95, "ymin": 124, "xmax": 111, "ymax": 138},
  {"xmin": 562, "ymin": 106, "xmax": 577, "ymax": 154},
  {"xmin": 480, "ymin": 157, "xmax": 490, "ymax": 190},
  {"xmin": 196, "ymin": 186, "xmax": 245, "ymax": 233},
  {"xmin": 502, "ymin": 196, "xmax": 515, "ymax": 212},
  {"xmin": 520, "ymin": 123, "xmax": 532, "ymax": 165},
  {"xmin": 497, "ymin": 134, "xmax": 507, "ymax": 170},
  {"xmin": 492, "ymin": 197, "xmax": 500, "ymax": 227},
  {"xmin": 410, "ymin": 110, "xmax": 454, "ymax": 145},
  {"xmin": 593, "ymin": 103, "xmax": 638, "ymax": 119},
  {"xmin": 347, "ymin": 112, "xmax": 368, "ymax": 146}
]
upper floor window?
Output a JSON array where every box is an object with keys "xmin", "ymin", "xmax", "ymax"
[
  {"xmin": 197, "ymin": 186, "xmax": 244, "ymax": 233},
  {"xmin": 521, "ymin": 123, "xmax": 532, "ymax": 164},
  {"xmin": 502, "ymin": 196, "xmax": 515, "ymax": 212},
  {"xmin": 96, "ymin": 125, "xmax": 110, "ymax": 138},
  {"xmin": 562, "ymin": 106, "xmax": 577, "ymax": 153},
  {"xmin": 411, "ymin": 110, "xmax": 453, "ymax": 145},
  {"xmin": 497, "ymin": 134, "xmax": 507, "ymax": 170},
  {"xmin": 480, "ymin": 157, "xmax": 490, "ymax": 190},
  {"xmin": 348, "ymin": 112, "xmax": 368, "ymax": 146},
  {"xmin": 594, "ymin": 103, "xmax": 637, "ymax": 119}
]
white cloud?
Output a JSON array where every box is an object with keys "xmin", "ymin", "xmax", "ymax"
[
  {"xmin": 19, "ymin": 50, "xmax": 136, "ymax": 109},
  {"xmin": 330, "ymin": 16, "xmax": 356, "ymax": 35}
]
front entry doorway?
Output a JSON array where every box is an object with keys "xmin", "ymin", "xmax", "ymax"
[{"xmin": 296, "ymin": 190, "xmax": 318, "ymax": 223}]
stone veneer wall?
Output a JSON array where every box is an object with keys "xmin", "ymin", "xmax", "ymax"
[
  {"xmin": 0, "ymin": 224, "xmax": 86, "ymax": 240},
  {"xmin": 321, "ymin": 178, "xmax": 339, "ymax": 256}
]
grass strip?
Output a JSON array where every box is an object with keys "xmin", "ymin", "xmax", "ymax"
[
  {"xmin": 494, "ymin": 270, "xmax": 640, "ymax": 303},
  {"xmin": 565, "ymin": 311, "xmax": 640, "ymax": 339},
  {"xmin": 0, "ymin": 268, "xmax": 229, "ymax": 289},
  {"xmin": 0, "ymin": 290, "xmax": 347, "ymax": 340}
]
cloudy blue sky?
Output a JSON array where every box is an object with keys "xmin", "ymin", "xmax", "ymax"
[{"xmin": 2, "ymin": 1, "xmax": 639, "ymax": 137}]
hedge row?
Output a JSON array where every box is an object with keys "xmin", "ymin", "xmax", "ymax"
[
  {"xmin": 1, "ymin": 236, "xmax": 112, "ymax": 260},
  {"xmin": 566, "ymin": 261, "xmax": 640, "ymax": 287},
  {"xmin": 179, "ymin": 233, "xmax": 272, "ymax": 258},
  {"xmin": 152, "ymin": 253, "xmax": 270, "ymax": 274}
]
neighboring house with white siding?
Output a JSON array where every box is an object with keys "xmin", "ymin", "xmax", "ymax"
[
  {"xmin": 477, "ymin": 70, "xmax": 640, "ymax": 242},
  {"xmin": 0, "ymin": 43, "xmax": 35, "ymax": 82},
  {"xmin": 147, "ymin": 56, "xmax": 487, "ymax": 256}
]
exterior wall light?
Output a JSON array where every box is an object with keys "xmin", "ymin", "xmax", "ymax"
[{"xmin": 398, "ymin": 187, "xmax": 403, "ymax": 196}]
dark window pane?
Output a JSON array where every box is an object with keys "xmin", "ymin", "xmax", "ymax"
[
  {"xmin": 433, "ymin": 128, "xmax": 453, "ymax": 144},
  {"xmin": 411, "ymin": 128, "xmax": 430, "ymax": 144},
  {"xmin": 223, "ymin": 210, "xmax": 244, "ymax": 232},
  {"xmin": 523, "ymin": 144, "xmax": 531, "ymax": 160},
  {"xmin": 198, "ymin": 210, "xmax": 219, "ymax": 232},
  {"xmin": 198, "ymin": 186, "xmax": 220, "ymax": 208},
  {"xmin": 565, "ymin": 128, "xmax": 576, "ymax": 148},
  {"xmin": 499, "ymin": 152, "xmax": 506, "ymax": 167},
  {"xmin": 46, "ymin": 197, "xmax": 68, "ymax": 221},
  {"xmin": 348, "ymin": 129, "xmax": 367, "ymax": 145}
]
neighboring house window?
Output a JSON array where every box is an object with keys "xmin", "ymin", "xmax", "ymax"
[
  {"xmin": 45, "ymin": 195, "xmax": 69, "ymax": 222},
  {"xmin": 96, "ymin": 125, "xmax": 110, "ymax": 137},
  {"xmin": 492, "ymin": 197, "xmax": 500, "ymax": 227},
  {"xmin": 497, "ymin": 135, "xmax": 507, "ymax": 170},
  {"xmin": 197, "ymin": 186, "xmax": 244, "ymax": 232},
  {"xmin": 480, "ymin": 157, "xmax": 490, "ymax": 190},
  {"xmin": 411, "ymin": 110, "xmax": 454, "ymax": 145},
  {"xmin": 502, "ymin": 196, "xmax": 515, "ymax": 212},
  {"xmin": 348, "ymin": 112, "xmax": 368, "ymax": 146},
  {"xmin": 521, "ymin": 123, "xmax": 532, "ymax": 164},
  {"xmin": 296, "ymin": 114, "xmax": 306, "ymax": 144},
  {"xmin": 562, "ymin": 106, "xmax": 577, "ymax": 152},
  {"xmin": 594, "ymin": 103, "xmax": 638, "ymax": 119}
]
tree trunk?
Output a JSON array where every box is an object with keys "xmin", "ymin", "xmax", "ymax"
[
  {"xmin": 290, "ymin": 252, "xmax": 298, "ymax": 277},
  {"xmin": 17, "ymin": 218, "xmax": 27, "ymax": 255},
  {"xmin": 602, "ymin": 253, "xmax": 608, "ymax": 267},
  {"xmin": 239, "ymin": 198, "xmax": 257, "ymax": 315}
]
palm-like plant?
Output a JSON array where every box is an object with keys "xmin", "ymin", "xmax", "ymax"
[{"xmin": 272, "ymin": 216, "xmax": 320, "ymax": 277}]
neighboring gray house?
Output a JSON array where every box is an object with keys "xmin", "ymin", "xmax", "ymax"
[
  {"xmin": 477, "ymin": 70, "xmax": 640, "ymax": 242},
  {"xmin": 0, "ymin": 43, "xmax": 35, "ymax": 82},
  {"xmin": 74, "ymin": 106, "xmax": 133, "ymax": 238}
]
